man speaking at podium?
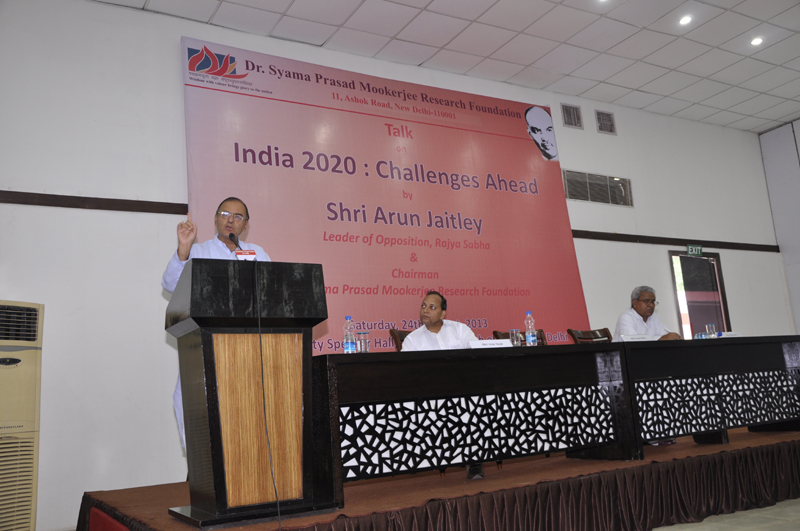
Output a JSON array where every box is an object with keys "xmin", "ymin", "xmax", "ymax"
[
  {"xmin": 162, "ymin": 197, "xmax": 270, "ymax": 447},
  {"xmin": 162, "ymin": 197, "xmax": 270, "ymax": 293}
]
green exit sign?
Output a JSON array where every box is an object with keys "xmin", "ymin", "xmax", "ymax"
[{"xmin": 687, "ymin": 244, "xmax": 702, "ymax": 256}]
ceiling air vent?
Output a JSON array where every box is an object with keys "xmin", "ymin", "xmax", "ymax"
[
  {"xmin": 563, "ymin": 170, "xmax": 633, "ymax": 207},
  {"xmin": 561, "ymin": 104, "xmax": 583, "ymax": 129},
  {"xmin": 596, "ymin": 110, "xmax": 616, "ymax": 135},
  {"xmin": 0, "ymin": 305, "xmax": 39, "ymax": 342}
]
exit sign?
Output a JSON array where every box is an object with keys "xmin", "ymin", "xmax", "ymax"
[{"xmin": 687, "ymin": 244, "xmax": 702, "ymax": 256}]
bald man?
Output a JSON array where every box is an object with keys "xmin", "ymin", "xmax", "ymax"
[{"xmin": 525, "ymin": 106, "xmax": 559, "ymax": 161}]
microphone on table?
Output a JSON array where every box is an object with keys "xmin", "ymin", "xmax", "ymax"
[{"xmin": 229, "ymin": 232, "xmax": 242, "ymax": 250}]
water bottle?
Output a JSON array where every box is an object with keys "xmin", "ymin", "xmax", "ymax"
[
  {"xmin": 524, "ymin": 311, "xmax": 537, "ymax": 346},
  {"xmin": 343, "ymin": 316, "xmax": 356, "ymax": 353}
]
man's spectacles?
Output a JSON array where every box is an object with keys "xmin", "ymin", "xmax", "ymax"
[
  {"xmin": 217, "ymin": 211, "xmax": 246, "ymax": 222},
  {"xmin": 636, "ymin": 298, "xmax": 658, "ymax": 306}
]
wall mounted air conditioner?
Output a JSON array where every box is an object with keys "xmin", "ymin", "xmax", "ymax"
[{"xmin": 0, "ymin": 300, "xmax": 43, "ymax": 531}]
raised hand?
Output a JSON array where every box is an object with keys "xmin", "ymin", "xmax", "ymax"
[{"xmin": 176, "ymin": 212, "xmax": 197, "ymax": 261}]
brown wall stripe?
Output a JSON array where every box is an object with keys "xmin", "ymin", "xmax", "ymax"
[{"xmin": 0, "ymin": 190, "xmax": 187, "ymax": 215}]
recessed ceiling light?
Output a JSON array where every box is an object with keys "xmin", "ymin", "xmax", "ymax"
[
  {"xmin": 751, "ymin": 37, "xmax": 763, "ymax": 45},
  {"xmin": 679, "ymin": 16, "xmax": 692, "ymax": 25}
]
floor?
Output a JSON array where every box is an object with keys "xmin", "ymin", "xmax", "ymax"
[{"xmin": 658, "ymin": 498, "xmax": 800, "ymax": 530}]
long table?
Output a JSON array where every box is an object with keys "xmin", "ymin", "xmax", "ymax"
[
  {"xmin": 324, "ymin": 335, "xmax": 800, "ymax": 481},
  {"xmin": 625, "ymin": 335, "xmax": 800, "ymax": 443}
]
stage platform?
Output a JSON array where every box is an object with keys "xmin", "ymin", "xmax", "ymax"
[{"xmin": 79, "ymin": 428, "xmax": 800, "ymax": 531}]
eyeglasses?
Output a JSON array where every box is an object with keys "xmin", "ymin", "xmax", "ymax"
[
  {"xmin": 217, "ymin": 211, "xmax": 246, "ymax": 222},
  {"xmin": 636, "ymin": 299, "xmax": 658, "ymax": 306}
]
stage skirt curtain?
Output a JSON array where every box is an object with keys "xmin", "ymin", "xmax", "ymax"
[{"xmin": 78, "ymin": 440, "xmax": 800, "ymax": 531}]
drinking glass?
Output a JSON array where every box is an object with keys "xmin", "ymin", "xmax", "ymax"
[
  {"xmin": 509, "ymin": 329, "xmax": 521, "ymax": 347},
  {"xmin": 356, "ymin": 331, "xmax": 370, "ymax": 353}
]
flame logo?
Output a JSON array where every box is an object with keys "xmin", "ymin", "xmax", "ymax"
[{"xmin": 188, "ymin": 46, "xmax": 248, "ymax": 79}]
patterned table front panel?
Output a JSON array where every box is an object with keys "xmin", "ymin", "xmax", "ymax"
[
  {"xmin": 634, "ymin": 369, "xmax": 800, "ymax": 440},
  {"xmin": 340, "ymin": 385, "xmax": 614, "ymax": 480}
]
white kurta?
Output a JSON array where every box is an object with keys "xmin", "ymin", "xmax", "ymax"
[
  {"xmin": 162, "ymin": 236, "xmax": 270, "ymax": 447},
  {"xmin": 401, "ymin": 320, "xmax": 477, "ymax": 351},
  {"xmin": 613, "ymin": 307, "xmax": 671, "ymax": 342}
]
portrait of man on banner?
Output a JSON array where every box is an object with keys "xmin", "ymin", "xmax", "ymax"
[{"xmin": 525, "ymin": 106, "xmax": 559, "ymax": 161}]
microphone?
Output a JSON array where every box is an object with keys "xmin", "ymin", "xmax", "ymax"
[{"xmin": 229, "ymin": 232, "xmax": 242, "ymax": 250}]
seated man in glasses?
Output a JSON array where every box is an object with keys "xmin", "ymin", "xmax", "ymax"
[
  {"xmin": 161, "ymin": 196, "xmax": 270, "ymax": 293},
  {"xmin": 161, "ymin": 196, "xmax": 270, "ymax": 449},
  {"xmin": 613, "ymin": 285, "xmax": 682, "ymax": 342}
]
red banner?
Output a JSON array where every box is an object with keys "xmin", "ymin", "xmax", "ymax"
[{"xmin": 181, "ymin": 37, "xmax": 588, "ymax": 353}]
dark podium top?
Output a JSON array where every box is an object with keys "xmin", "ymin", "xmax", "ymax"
[{"xmin": 165, "ymin": 259, "xmax": 327, "ymax": 336}]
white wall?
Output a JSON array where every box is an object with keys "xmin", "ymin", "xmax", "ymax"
[
  {"xmin": 560, "ymin": 98, "xmax": 792, "ymax": 336},
  {"xmin": 760, "ymin": 121, "xmax": 800, "ymax": 333},
  {"xmin": 576, "ymin": 239, "xmax": 794, "ymax": 336},
  {"xmin": 560, "ymin": 105, "xmax": 776, "ymax": 244},
  {"xmin": 0, "ymin": 1, "xmax": 794, "ymax": 529}
]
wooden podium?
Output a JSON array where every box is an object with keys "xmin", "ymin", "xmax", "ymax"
[{"xmin": 165, "ymin": 259, "xmax": 342, "ymax": 527}]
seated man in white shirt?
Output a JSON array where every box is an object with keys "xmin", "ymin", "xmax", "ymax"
[
  {"xmin": 401, "ymin": 291, "xmax": 477, "ymax": 352},
  {"xmin": 401, "ymin": 291, "xmax": 483, "ymax": 478},
  {"xmin": 614, "ymin": 286, "xmax": 682, "ymax": 446},
  {"xmin": 613, "ymin": 286, "xmax": 682, "ymax": 342},
  {"xmin": 162, "ymin": 197, "xmax": 270, "ymax": 449}
]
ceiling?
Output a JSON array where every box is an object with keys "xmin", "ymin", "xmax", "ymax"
[{"xmin": 95, "ymin": 0, "xmax": 800, "ymax": 134}]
